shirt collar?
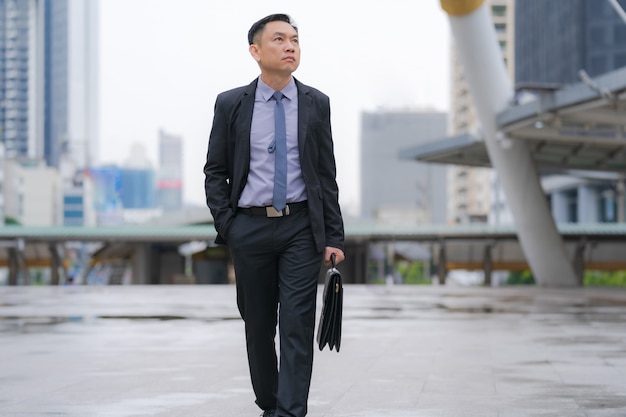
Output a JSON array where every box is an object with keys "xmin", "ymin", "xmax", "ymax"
[{"xmin": 257, "ymin": 76, "xmax": 296, "ymax": 102}]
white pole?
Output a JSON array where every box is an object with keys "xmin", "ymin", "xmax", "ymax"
[
  {"xmin": 608, "ymin": 0, "xmax": 626, "ymax": 24},
  {"xmin": 441, "ymin": 0, "xmax": 578, "ymax": 286}
]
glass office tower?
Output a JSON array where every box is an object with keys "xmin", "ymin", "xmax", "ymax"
[
  {"xmin": 0, "ymin": 0, "xmax": 45, "ymax": 159},
  {"xmin": 515, "ymin": 0, "xmax": 626, "ymax": 85}
]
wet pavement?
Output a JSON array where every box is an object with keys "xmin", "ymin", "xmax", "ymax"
[{"xmin": 1, "ymin": 284, "xmax": 626, "ymax": 417}]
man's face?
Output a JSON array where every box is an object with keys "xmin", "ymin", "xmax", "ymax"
[{"xmin": 250, "ymin": 20, "xmax": 300, "ymax": 76}]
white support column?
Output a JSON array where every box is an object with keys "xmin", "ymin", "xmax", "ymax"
[
  {"xmin": 578, "ymin": 185, "xmax": 599, "ymax": 223},
  {"xmin": 551, "ymin": 191, "xmax": 569, "ymax": 223},
  {"xmin": 440, "ymin": 0, "xmax": 577, "ymax": 286}
]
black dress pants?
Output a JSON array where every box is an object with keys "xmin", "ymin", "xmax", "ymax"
[{"xmin": 227, "ymin": 208, "xmax": 322, "ymax": 417}]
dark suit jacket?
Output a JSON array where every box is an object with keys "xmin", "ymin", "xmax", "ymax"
[{"xmin": 204, "ymin": 77, "xmax": 344, "ymax": 253}]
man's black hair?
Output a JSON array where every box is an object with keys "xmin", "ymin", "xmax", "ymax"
[{"xmin": 247, "ymin": 14, "xmax": 297, "ymax": 45}]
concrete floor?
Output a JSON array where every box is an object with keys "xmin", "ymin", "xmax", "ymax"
[{"xmin": 1, "ymin": 284, "xmax": 626, "ymax": 416}]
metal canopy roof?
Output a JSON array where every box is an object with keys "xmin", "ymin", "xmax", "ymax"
[
  {"xmin": 399, "ymin": 133, "xmax": 491, "ymax": 168},
  {"xmin": 402, "ymin": 67, "xmax": 626, "ymax": 172}
]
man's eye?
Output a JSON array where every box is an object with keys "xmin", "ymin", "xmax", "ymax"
[{"xmin": 274, "ymin": 37, "xmax": 283, "ymax": 41}]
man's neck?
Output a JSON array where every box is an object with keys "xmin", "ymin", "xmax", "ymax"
[{"xmin": 260, "ymin": 73, "xmax": 293, "ymax": 92}]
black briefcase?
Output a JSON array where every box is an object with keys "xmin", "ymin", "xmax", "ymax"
[{"xmin": 317, "ymin": 254, "xmax": 343, "ymax": 352}]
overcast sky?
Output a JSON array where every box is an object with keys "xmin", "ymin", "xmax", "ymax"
[{"xmin": 99, "ymin": 1, "xmax": 451, "ymax": 215}]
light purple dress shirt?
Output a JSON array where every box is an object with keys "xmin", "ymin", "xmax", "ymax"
[{"xmin": 238, "ymin": 77, "xmax": 307, "ymax": 208}]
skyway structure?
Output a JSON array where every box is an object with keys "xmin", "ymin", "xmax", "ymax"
[
  {"xmin": 2, "ymin": 223, "xmax": 626, "ymax": 286},
  {"xmin": 402, "ymin": 0, "xmax": 626, "ymax": 286}
]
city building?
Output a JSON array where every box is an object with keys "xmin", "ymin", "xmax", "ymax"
[
  {"xmin": 121, "ymin": 169, "xmax": 155, "ymax": 209},
  {"xmin": 62, "ymin": 169, "xmax": 96, "ymax": 226},
  {"xmin": 90, "ymin": 165, "xmax": 123, "ymax": 225},
  {"xmin": 0, "ymin": 143, "xmax": 5, "ymax": 225},
  {"xmin": 157, "ymin": 129, "xmax": 183, "ymax": 211},
  {"xmin": 543, "ymin": 173, "xmax": 624, "ymax": 224},
  {"xmin": 2, "ymin": 158, "xmax": 61, "ymax": 226},
  {"xmin": 0, "ymin": 0, "xmax": 99, "ymax": 169},
  {"xmin": 515, "ymin": 0, "xmax": 626, "ymax": 86},
  {"xmin": 120, "ymin": 142, "xmax": 155, "ymax": 210},
  {"xmin": 1, "ymin": 0, "xmax": 99, "ymax": 227},
  {"xmin": 44, "ymin": 0, "xmax": 100, "ymax": 169},
  {"xmin": 448, "ymin": 0, "xmax": 515, "ymax": 224},
  {"xmin": 0, "ymin": 0, "xmax": 45, "ymax": 160},
  {"xmin": 360, "ymin": 109, "xmax": 448, "ymax": 225}
]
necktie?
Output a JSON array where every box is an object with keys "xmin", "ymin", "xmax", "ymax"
[{"xmin": 272, "ymin": 91, "xmax": 287, "ymax": 211}]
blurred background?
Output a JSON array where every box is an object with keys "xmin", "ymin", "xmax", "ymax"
[{"xmin": 1, "ymin": 0, "xmax": 626, "ymax": 287}]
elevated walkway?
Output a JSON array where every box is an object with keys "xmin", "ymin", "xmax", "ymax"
[{"xmin": 2, "ymin": 223, "xmax": 626, "ymax": 286}]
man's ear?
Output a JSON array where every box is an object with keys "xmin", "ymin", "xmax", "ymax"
[{"xmin": 249, "ymin": 44, "xmax": 261, "ymax": 63}]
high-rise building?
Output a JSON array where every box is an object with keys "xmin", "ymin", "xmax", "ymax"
[
  {"xmin": 360, "ymin": 110, "xmax": 448, "ymax": 225},
  {"xmin": 1, "ymin": 0, "xmax": 99, "ymax": 228},
  {"xmin": 0, "ymin": 0, "xmax": 45, "ymax": 160},
  {"xmin": 0, "ymin": 0, "xmax": 98, "ymax": 168},
  {"xmin": 121, "ymin": 169, "xmax": 155, "ymax": 209},
  {"xmin": 44, "ymin": 0, "xmax": 99, "ymax": 169},
  {"xmin": 448, "ymin": 0, "xmax": 515, "ymax": 224},
  {"xmin": 157, "ymin": 129, "xmax": 183, "ymax": 211},
  {"xmin": 515, "ymin": 0, "xmax": 626, "ymax": 86}
]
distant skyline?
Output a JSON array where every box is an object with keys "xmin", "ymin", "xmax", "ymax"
[{"xmin": 99, "ymin": 1, "xmax": 451, "ymax": 215}]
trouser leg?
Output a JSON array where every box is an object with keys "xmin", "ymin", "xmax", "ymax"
[
  {"xmin": 228, "ymin": 209, "xmax": 323, "ymax": 416},
  {"xmin": 229, "ymin": 214, "xmax": 279, "ymax": 411},
  {"xmin": 275, "ymin": 212, "xmax": 323, "ymax": 417}
]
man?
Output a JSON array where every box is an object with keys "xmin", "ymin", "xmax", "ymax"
[{"xmin": 204, "ymin": 13, "xmax": 345, "ymax": 417}]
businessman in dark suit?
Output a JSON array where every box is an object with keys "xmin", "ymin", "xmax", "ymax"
[{"xmin": 203, "ymin": 13, "xmax": 345, "ymax": 417}]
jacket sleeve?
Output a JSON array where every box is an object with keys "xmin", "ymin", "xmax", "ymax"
[
  {"xmin": 317, "ymin": 95, "xmax": 345, "ymax": 250},
  {"xmin": 204, "ymin": 94, "xmax": 234, "ymax": 243}
]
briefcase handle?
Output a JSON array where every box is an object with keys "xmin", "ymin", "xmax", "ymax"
[{"xmin": 331, "ymin": 253, "xmax": 336, "ymax": 268}]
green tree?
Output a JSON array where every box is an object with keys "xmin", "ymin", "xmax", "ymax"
[
  {"xmin": 504, "ymin": 270, "xmax": 536, "ymax": 285},
  {"xmin": 584, "ymin": 271, "xmax": 626, "ymax": 287},
  {"xmin": 397, "ymin": 261, "xmax": 431, "ymax": 285},
  {"xmin": 4, "ymin": 216, "xmax": 21, "ymax": 225}
]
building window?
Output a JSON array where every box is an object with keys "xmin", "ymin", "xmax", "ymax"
[
  {"xmin": 615, "ymin": 25, "xmax": 626, "ymax": 43},
  {"xmin": 64, "ymin": 196, "xmax": 82, "ymax": 205},
  {"xmin": 566, "ymin": 191, "xmax": 578, "ymax": 223},
  {"xmin": 494, "ymin": 23, "xmax": 506, "ymax": 34},
  {"xmin": 589, "ymin": 55, "xmax": 607, "ymax": 76},
  {"xmin": 491, "ymin": 5, "xmax": 506, "ymax": 16},
  {"xmin": 63, "ymin": 211, "xmax": 83, "ymax": 219},
  {"xmin": 589, "ymin": 26, "xmax": 606, "ymax": 45},
  {"xmin": 600, "ymin": 189, "xmax": 616, "ymax": 222}
]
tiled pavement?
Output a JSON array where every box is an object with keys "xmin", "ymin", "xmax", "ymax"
[{"xmin": 1, "ymin": 284, "xmax": 626, "ymax": 416}]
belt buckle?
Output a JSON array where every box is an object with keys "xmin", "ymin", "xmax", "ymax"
[{"xmin": 265, "ymin": 205, "xmax": 290, "ymax": 217}]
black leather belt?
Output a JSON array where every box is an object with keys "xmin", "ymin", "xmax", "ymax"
[{"xmin": 238, "ymin": 201, "xmax": 308, "ymax": 218}]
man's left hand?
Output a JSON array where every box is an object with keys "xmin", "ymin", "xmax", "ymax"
[{"xmin": 324, "ymin": 247, "xmax": 345, "ymax": 266}]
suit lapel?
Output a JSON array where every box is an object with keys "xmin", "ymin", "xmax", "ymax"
[
  {"xmin": 296, "ymin": 79, "xmax": 312, "ymax": 156},
  {"xmin": 235, "ymin": 80, "xmax": 257, "ymax": 165}
]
